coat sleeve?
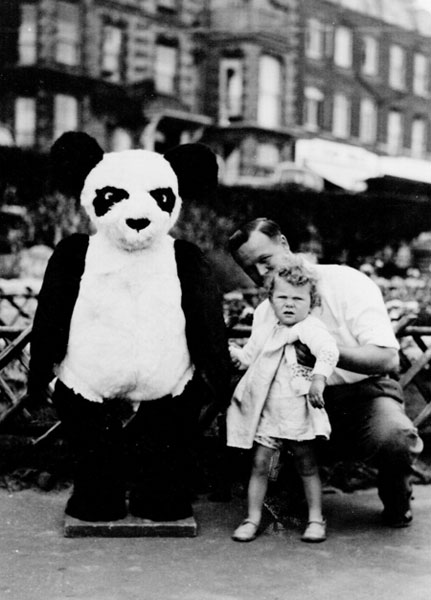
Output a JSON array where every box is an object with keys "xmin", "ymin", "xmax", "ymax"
[
  {"xmin": 27, "ymin": 234, "xmax": 88, "ymax": 398},
  {"xmin": 174, "ymin": 239, "xmax": 232, "ymax": 410},
  {"xmin": 235, "ymin": 300, "xmax": 271, "ymax": 366},
  {"xmin": 297, "ymin": 316, "xmax": 339, "ymax": 380}
]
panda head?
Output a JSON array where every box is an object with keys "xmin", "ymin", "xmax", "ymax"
[
  {"xmin": 51, "ymin": 132, "xmax": 216, "ymax": 252},
  {"xmin": 81, "ymin": 149, "xmax": 181, "ymax": 251},
  {"xmin": 50, "ymin": 132, "xmax": 181, "ymax": 251}
]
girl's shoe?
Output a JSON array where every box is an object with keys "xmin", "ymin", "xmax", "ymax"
[
  {"xmin": 301, "ymin": 520, "xmax": 327, "ymax": 543},
  {"xmin": 232, "ymin": 519, "xmax": 260, "ymax": 542}
]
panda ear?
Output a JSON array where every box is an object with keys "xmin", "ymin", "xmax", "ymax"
[
  {"xmin": 164, "ymin": 143, "xmax": 218, "ymax": 200},
  {"xmin": 50, "ymin": 131, "xmax": 104, "ymax": 199}
]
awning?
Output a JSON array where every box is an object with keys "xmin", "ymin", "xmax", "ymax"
[
  {"xmin": 141, "ymin": 108, "xmax": 212, "ymax": 150},
  {"xmin": 304, "ymin": 163, "xmax": 368, "ymax": 192},
  {"xmin": 295, "ymin": 138, "xmax": 381, "ymax": 192},
  {"xmin": 156, "ymin": 108, "xmax": 213, "ymax": 128},
  {"xmin": 378, "ymin": 156, "xmax": 431, "ymax": 185}
]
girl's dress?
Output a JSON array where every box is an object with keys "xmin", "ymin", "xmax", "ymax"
[
  {"xmin": 227, "ymin": 314, "xmax": 339, "ymax": 450},
  {"xmin": 256, "ymin": 352, "xmax": 331, "ymax": 442}
]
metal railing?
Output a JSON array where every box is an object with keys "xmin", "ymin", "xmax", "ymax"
[
  {"xmin": 0, "ymin": 290, "xmax": 430, "ymax": 446},
  {"xmin": 209, "ymin": 6, "xmax": 292, "ymax": 34}
]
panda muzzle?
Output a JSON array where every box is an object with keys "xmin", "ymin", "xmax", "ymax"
[{"xmin": 126, "ymin": 218, "xmax": 151, "ymax": 232}]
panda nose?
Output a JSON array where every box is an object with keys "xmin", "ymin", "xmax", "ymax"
[{"xmin": 126, "ymin": 218, "xmax": 150, "ymax": 231}]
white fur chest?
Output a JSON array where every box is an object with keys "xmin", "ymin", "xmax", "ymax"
[{"xmin": 57, "ymin": 235, "xmax": 193, "ymax": 401}]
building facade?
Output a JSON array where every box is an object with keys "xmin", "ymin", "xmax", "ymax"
[
  {"xmin": 297, "ymin": 0, "xmax": 431, "ymax": 188},
  {"xmin": 197, "ymin": 0, "xmax": 300, "ymax": 182},
  {"xmin": 0, "ymin": 0, "xmax": 430, "ymax": 187},
  {"xmin": 0, "ymin": 0, "xmax": 211, "ymax": 154}
]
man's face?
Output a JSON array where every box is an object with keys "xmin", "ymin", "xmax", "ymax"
[{"xmin": 235, "ymin": 230, "xmax": 290, "ymax": 286}]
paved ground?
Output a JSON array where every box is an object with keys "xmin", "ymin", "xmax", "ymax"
[{"xmin": 0, "ymin": 484, "xmax": 430, "ymax": 600}]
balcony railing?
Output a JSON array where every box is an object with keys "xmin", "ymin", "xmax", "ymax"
[{"xmin": 209, "ymin": 7, "xmax": 292, "ymax": 35}]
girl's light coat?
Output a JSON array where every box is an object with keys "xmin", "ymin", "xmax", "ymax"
[{"xmin": 227, "ymin": 313, "xmax": 338, "ymax": 449}]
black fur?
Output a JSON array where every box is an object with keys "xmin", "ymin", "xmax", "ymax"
[
  {"xmin": 93, "ymin": 186, "xmax": 130, "ymax": 216},
  {"xmin": 126, "ymin": 218, "xmax": 150, "ymax": 231},
  {"xmin": 50, "ymin": 132, "xmax": 104, "ymax": 199},
  {"xmin": 149, "ymin": 187, "xmax": 176, "ymax": 214},
  {"xmin": 164, "ymin": 143, "xmax": 218, "ymax": 200}
]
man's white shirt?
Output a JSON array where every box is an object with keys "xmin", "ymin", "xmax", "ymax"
[{"xmin": 243, "ymin": 264, "xmax": 399, "ymax": 386}]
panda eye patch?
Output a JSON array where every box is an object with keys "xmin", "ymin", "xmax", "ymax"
[
  {"xmin": 93, "ymin": 186, "xmax": 130, "ymax": 216},
  {"xmin": 150, "ymin": 187, "xmax": 176, "ymax": 214}
]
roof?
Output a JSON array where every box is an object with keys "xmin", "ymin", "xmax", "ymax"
[{"xmin": 326, "ymin": 0, "xmax": 431, "ymax": 36}]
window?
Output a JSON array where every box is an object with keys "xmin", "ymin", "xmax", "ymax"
[
  {"xmin": 332, "ymin": 93, "xmax": 351, "ymax": 138},
  {"xmin": 257, "ymin": 55, "xmax": 282, "ymax": 128},
  {"xmin": 305, "ymin": 19, "xmax": 325, "ymax": 60},
  {"xmin": 304, "ymin": 87, "xmax": 324, "ymax": 131},
  {"xmin": 219, "ymin": 58, "xmax": 243, "ymax": 124},
  {"xmin": 359, "ymin": 97, "xmax": 377, "ymax": 144},
  {"xmin": 14, "ymin": 98, "xmax": 36, "ymax": 146},
  {"xmin": 413, "ymin": 53, "xmax": 429, "ymax": 97},
  {"xmin": 389, "ymin": 45, "xmax": 406, "ymax": 90},
  {"xmin": 19, "ymin": 3, "xmax": 37, "ymax": 65},
  {"xmin": 0, "ymin": 125, "xmax": 13, "ymax": 147},
  {"xmin": 54, "ymin": 94, "xmax": 78, "ymax": 139},
  {"xmin": 334, "ymin": 26, "xmax": 352, "ymax": 69},
  {"xmin": 361, "ymin": 36, "xmax": 379, "ymax": 76},
  {"xmin": 387, "ymin": 110, "xmax": 403, "ymax": 155},
  {"xmin": 256, "ymin": 143, "xmax": 279, "ymax": 171},
  {"xmin": 101, "ymin": 24, "xmax": 124, "ymax": 82},
  {"xmin": 155, "ymin": 43, "xmax": 178, "ymax": 94},
  {"xmin": 111, "ymin": 128, "xmax": 133, "ymax": 151},
  {"xmin": 324, "ymin": 25, "xmax": 334, "ymax": 58},
  {"xmin": 56, "ymin": 2, "xmax": 80, "ymax": 66},
  {"xmin": 411, "ymin": 117, "xmax": 427, "ymax": 158}
]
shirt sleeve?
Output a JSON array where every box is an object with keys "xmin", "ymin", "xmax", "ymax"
[
  {"xmin": 339, "ymin": 268, "xmax": 399, "ymax": 349},
  {"xmin": 297, "ymin": 316, "xmax": 339, "ymax": 379}
]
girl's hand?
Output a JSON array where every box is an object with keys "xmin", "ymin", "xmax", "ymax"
[
  {"xmin": 307, "ymin": 387, "xmax": 325, "ymax": 408},
  {"xmin": 229, "ymin": 344, "xmax": 244, "ymax": 368},
  {"xmin": 307, "ymin": 375, "xmax": 326, "ymax": 408}
]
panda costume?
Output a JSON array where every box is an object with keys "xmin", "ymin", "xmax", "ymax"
[{"xmin": 28, "ymin": 132, "xmax": 230, "ymax": 523}]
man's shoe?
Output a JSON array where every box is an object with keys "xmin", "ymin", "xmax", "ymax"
[{"xmin": 382, "ymin": 509, "xmax": 413, "ymax": 528}]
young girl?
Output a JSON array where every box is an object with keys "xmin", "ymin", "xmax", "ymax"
[{"xmin": 227, "ymin": 257, "xmax": 339, "ymax": 543}]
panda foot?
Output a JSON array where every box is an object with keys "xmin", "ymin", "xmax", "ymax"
[
  {"xmin": 65, "ymin": 499, "xmax": 127, "ymax": 523},
  {"xmin": 129, "ymin": 500, "xmax": 193, "ymax": 522}
]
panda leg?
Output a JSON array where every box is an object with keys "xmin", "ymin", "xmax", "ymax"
[
  {"xmin": 128, "ymin": 381, "xmax": 200, "ymax": 521},
  {"xmin": 53, "ymin": 381, "xmax": 128, "ymax": 522}
]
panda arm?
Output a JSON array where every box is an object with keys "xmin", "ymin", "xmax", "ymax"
[
  {"xmin": 27, "ymin": 234, "xmax": 89, "ymax": 401},
  {"xmin": 175, "ymin": 239, "xmax": 232, "ymax": 410}
]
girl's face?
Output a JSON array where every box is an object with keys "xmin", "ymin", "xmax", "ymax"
[{"xmin": 270, "ymin": 279, "xmax": 312, "ymax": 326}]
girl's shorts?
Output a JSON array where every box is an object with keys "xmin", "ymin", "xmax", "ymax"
[{"xmin": 254, "ymin": 434, "xmax": 284, "ymax": 451}]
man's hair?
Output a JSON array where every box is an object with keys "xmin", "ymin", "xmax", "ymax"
[
  {"xmin": 228, "ymin": 218, "xmax": 283, "ymax": 256},
  {"xmin": 265, "ymin": 255, "xmax": 321, "ymax": 309}
]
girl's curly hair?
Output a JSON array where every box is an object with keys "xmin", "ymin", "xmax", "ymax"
[{"xmin": 265, "ymin": 255, "xmax": 322, "ymax": 309}]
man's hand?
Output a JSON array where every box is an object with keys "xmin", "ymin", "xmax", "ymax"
[
  {"xmin": 294, "ymin": 340, "xmax": 316, "ymax": 369},
  {"xmin": 229, "ymin": 343, "xmax": 244, "ymax": 369},
  {"xmin": 306, "ymin": 375, "xmax": 326, "ymax": 408}
]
